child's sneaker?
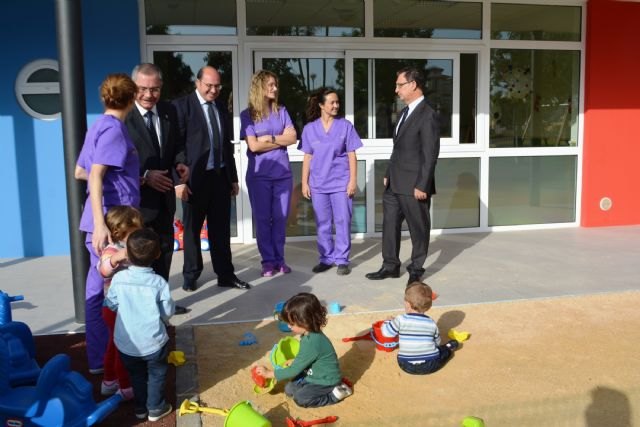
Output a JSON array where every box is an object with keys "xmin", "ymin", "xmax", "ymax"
[
  {"xmin": 117, "ymin": 387, "xmax": 135, "ymax": 401},
  {"xmin": 100, "ymin": 380, "xmax": 118, "ymax": 395},
  {"xmin": 148, "ymin": 403, "xmax": 172, "ymax": 422},
  {"xmin": 331, "ymin": 382, "xmax": 353, "ymax": 401},
  {"xmin": 445, "ymin": 340, "xmax": 460, "ymax": 351}
]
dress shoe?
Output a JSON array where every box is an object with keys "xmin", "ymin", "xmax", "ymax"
[
  {"xmin": 174, "ymin": 305, "xmax": 189, "ymax": 315},
  {"xmin": 218, "ymin": 276, "xmax": 251, "ymax": 290},
  {"xmin": 312, "ymin": 263, "xmax": 333, "ymax": 273},
  {"xmin": 182, "ymin": 280, "xmax": 196, "ymax": 292},
  {"xmin": 407, "ymin": 274, "xmax": 423, "ymax": 285},
  {"xmin": 365, "ymin": 267, "xmax": 400, "ymax": 280}
]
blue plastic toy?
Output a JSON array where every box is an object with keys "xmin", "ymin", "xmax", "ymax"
[
  {"xmin": 0, "ymin": 345, "xmax": 122, "ymax": 427},
  {"xmin": 0, "ymin": 290, "xmax": 24, "ymax": 326},
  {"xmin": 0, "ymin": 321, "xmax": 40, "ymax": 387},
  {"xmin": 274, "ymin": 301, "xmax": 291, "ymax": 332},
  {"xmin": 239, "ymin": 332, "xmax": 258, "ymax": 346}
]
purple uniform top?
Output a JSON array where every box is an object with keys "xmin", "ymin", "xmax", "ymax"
[
  {"xmin": 78, "ymin": 114, "xmax": 140, "ymax": 233},
  {"xmin": 299, "ymin": 117, "xmax": 363, "ymax": 194},
  {"xmin": 240, "ymin": 106, "xmax": 294, "ymax": 181}
]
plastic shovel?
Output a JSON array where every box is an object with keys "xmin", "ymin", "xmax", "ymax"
[
  {"xmin": 179, "ymin": 399, "xmax": 227, "ymax": 416},
  {"xmin": 285, "ymin": 415, "xmax": 339, "ymax": 427}
]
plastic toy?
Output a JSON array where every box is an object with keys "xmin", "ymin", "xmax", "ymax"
[
  {"xmin": 168, "ymin": 350, "xmax": 186, "ymax": 366},
  {"xmin": 0, "ymin": 321, "xmax": 40, "ymax": 386},
  {"xmin": 270, "ymin": 336, "xmax": 300, "ymax": 369},
  {"xmin": 448, "ymin": 329, "xmax": 471, "ymax": 342},
  {"xmin": 251, "ymin": 366, "xmax": 266, "ymax": 388},
  {"xmin": 239, "ymin": 332, "xmax": 258, "ymax": 346},
  {"xmin": 461, "ymin": 416, "xmax": 485, "ymax": 427},
  {"xmin": 285, "ymin": 415, "xmax": 338, "ymax": 427},
  {"xmin": 251, "ymin": 366, "xmax": 275, "ymax": 395},
  {"xmin": 273, "ymin": 301, "xmax": 291, "ymax": 332},
  {"xmin": 179, "ymin": 399, "xmax": 271, "ymax": 427},
  {"xmin": 0, "ymin": 290, "xmax": 24, "ymax": 325},
  {"xmin": 0, "ymin": 351, "xmax": 122, "ymax": 427},
  {"xmin": 328, "ymin": 302, "xmax": 341, "ymax": 314},
  {"xmin": 342, "ymin": 320, "xmax": 399, "ymax": 352},
  {"xmin": 173, "ymin": 219, "xmax": 184, "ymax": 252},
  {"xmin": 200, "ymin": 220, "xmax": 210, "ymax": 251}
]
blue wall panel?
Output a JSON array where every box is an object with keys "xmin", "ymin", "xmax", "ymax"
[{"xmin": 0, "ymin": 0, "xmax": 139, "ymax": 257}]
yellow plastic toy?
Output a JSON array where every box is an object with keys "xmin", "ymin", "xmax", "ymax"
[
  {"xmin": 179, "ymin": 399, "xmax": 272, "ymax": 427},
  {"xmin": 448, "ymin": 329, "xmax": 470, "ymax": 342},
  {"xmin": 168, "ymin": 350, "xmax": 186, "ymax": 366}
]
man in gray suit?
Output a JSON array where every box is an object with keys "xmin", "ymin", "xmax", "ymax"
[{"xmin": 366, "ymin": 67, "xmax": 440, "ymax": 285}]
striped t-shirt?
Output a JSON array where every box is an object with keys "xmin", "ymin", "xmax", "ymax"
[{"xmin": 381, "ymin": 313, "xmax": 441, "ymax": 363}]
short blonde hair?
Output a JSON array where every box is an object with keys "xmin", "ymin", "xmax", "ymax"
[
  {"xmin": 405, "ymin": 281, "xmax": 434, "ymax": 313},
  {"xmin": 105, "ymin": 206, "xmax": 144, "ymax": 243}
]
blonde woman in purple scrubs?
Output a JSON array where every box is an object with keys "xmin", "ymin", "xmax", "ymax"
[{"xmin": 300, "ymin": 88, "xmax": 363, "ymax": 275}]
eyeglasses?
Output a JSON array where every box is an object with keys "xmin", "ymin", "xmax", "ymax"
[
  {"xmin": 395, "ymin": 80, "xmax": 414, "ymax": 88},
  {"xmin": 138, "ymin": 86, "xmax": 161, "ymax": 95},
  {"xmin": 199, "ymin": 79, "xmax": 223, "ymax": 91}
]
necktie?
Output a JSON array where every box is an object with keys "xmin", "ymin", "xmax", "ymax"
[
  {"xmin": 395, "ymin": 106, "xmax": 409, "ymax": 136},
  {"xmin": 144, "ymin": 110, "xmax": 161, "ymax": 155},
  {"xmin": 206, "ymin": 102, "xmax": 221, "ymax": 170}
]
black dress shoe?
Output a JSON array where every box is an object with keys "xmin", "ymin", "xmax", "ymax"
[
  {"xmin": 182, "ymin": 280, "xmax": 196, "ymax": 292},
  {"xmin": 174, "ymin": 305, "xmax": 189, "ymax": 315},
  {"xmin": 407, "ymin": 275, "xmax": 423, "ymax": 285},
  {"xmin": 365, "ymin": 267, "xmax": 400, "ymax": 280},
  {"xmin": 218, "ymin": 276, "xmax": 251, "ymax": 290},
  {"xmin": 312, "ymin": 263, "xmax": 333, "ymax": 273}
]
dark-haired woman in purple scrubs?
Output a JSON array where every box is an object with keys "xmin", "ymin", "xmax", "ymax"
[
  {"xmin": 240, "ymin": 70, "xmax": 297, "ymax": 277},
  {"xmin": 300, "ymin": 88, "xmax": 362, "ymax": 276}
]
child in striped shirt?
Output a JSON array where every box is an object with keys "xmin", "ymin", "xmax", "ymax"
[{"xmin": 381, "ymin": 281, "xmax": 459, "ymax": 375}]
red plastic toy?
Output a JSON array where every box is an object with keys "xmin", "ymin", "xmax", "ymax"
[
  {"xmin": 173, "ymin": 219, "xmax": 184, "ymax": 252},
  {"xmin": 285, "ymin": 415, "xmax": 338, "ymax": 427},
  {"xmin": 250, "ymin": 366, "xmax": 266, "ymax": 388}
]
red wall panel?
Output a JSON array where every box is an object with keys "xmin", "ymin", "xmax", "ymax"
[{"xmin": 583, "ymin": 0, "xmax": 640, "ymax": 226}]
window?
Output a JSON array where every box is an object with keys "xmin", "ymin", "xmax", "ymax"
[
  {"xmin": 145, "ymin": 0, "xmax": 237, "ymax": 35},
  {"xmin": 15, "ymin": 59, "xmax": 61, "ymax": 120},
  {"xmin": 491, "ymin": 4, "xmax": 581, "ymax": 41}
]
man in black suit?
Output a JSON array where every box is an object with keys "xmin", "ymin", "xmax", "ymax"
[
  {"xmin": 173, "ymin": 66, "xmax": 251, "ymax": 291},
  {"xmin": 126, "ymin": 63, "xmax": 189, "ymax": 313},
  {"xmin": 366, "ymin": 67, "xmax": 440, "ymax": 285}
]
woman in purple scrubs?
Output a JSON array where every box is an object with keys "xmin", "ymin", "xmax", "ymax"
[
  {"xmin": 75, "ymin": 73, "xmax": 140, "ymax": 373},
  {"xmin": 300, "ymin": 88, "xmax": 363, "ymax": 275},
  {"xmin": 240, "ymin": 70, "xmax": 297, "ymax": 277}
]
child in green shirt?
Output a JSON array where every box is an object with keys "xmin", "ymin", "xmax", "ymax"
[{"xmin": 255, "ymin": 293, "xmax": 352, "ymax": 407}]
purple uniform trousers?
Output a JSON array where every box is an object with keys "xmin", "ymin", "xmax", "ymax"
[
  {"xmin": 84, "ymin": 234, "xmax": 109, "ymax": 371},
  {"xmin": 247, "ymin": 177, "xmax": 292, "ymax": 266},
  {"xmin": 311, "ymin": 191, "xmax": 353, "ymax": 266}
]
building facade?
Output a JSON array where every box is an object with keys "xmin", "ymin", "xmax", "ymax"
[{"xmin": 2, "ymin": 0, "xmax": 639, "ymax": 258}]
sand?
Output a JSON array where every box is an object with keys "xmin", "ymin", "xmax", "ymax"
[{"xmin": 193, "ymin": 292, "xmax": 640, "ymax": 426}]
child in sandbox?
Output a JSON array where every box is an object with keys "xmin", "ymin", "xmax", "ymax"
[
  {"xmin": 254, "ymin": 293, "xmax": 352, "ymax": 407},
  {"xmin": 381, "ymin": 281, "xmax": 459, "ymax": 375}
]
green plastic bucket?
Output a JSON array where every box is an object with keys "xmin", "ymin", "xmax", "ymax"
[
  {"xmin": 224, "ymin": 401, "xmax": 271, "ymax": 427},
  {"xmin": 269, "ymin": 336, "xmax": 300, "ymax": 368},
  {"xmin": 461, "ymin": 416, "xmax": 485, "ymax": 427}
]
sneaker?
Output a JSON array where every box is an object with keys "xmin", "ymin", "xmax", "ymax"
[
  {"xmin": 117, "ymin": 387, "xmax": 134, "ymax": 401},
  {"xmin": 135, "ymin": 408, "xmax": 148, "ymax": 420},
  {"xmin": 445, "ymin": 340, "xmax": 460, "ymax": 351},
  {"xmin": 101, "ymin": 380, "xmax": 118, "ymax": 395},
  {"xmin": 148, "ymin": 403, "xmax": 172, "ymax": 422},
  {"xmin": 89, "ymin": 367, "xmax": 104, "ymax": 375},
  {"xmin": 331, "ymin": 382, "xmax": 353, "ymax": 401},
  {"xmin": 261, "ymin": 263, "xmax": 275, "ymax": 277},
  {"xmin": 312, "ymin": 263, "xmax": 333, "ymax": 273},
  {"xmin": 278, "ymin": 263, "xmax": 292, "ymax": 274},
  {"xmin": 336, "ymin": 264, "xmax": 351, "ymax": 275}
]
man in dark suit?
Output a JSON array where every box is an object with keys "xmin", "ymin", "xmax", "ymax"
[
  {"xmin": 126, "ymin": 63, "xmax": 189, "ymax": 314},
  {"xmin": 173, "ymin": 66, "xmax": 251, "ymax": 291},
  {"xmin": 366, "ymin": 67, "xmax": 440, "ymax": 285}
]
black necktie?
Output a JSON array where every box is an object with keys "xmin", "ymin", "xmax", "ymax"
[
  {"xmin": 144, "ymin": 110, "xmax": 161, "ymax": 155},
  {"xmin": 206, "ymin": 102, "xmax": 221, "ymax": 170},
  {"xmin": 396, "ymin": 106, "xmax": 409, "ymax": 136}
]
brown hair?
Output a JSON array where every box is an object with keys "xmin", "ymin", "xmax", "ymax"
[
  {"xmin": 248, "ymin": 70, "xmax": 279, "ymax": 122},
  {"xmin": 305, "ymin": 87, "xmax": 339, "ymax": 122},
  {"xmin": 405, "ymin": 281, "xmax": 434, "ymax": 313},
  {"xmin": 126, "ymin": 228, "xmax": 161, "ymax": 267},
  {"xmin": 100, "ymin": 73, "xmax": 137, "ymax": 110},
  {"xmin": 280, "ymin": 293, "xmax": 327, "ymax": 333},
  {"xmin": 104, "ymin": 206, "xmax": 144, "ymax": 243}
]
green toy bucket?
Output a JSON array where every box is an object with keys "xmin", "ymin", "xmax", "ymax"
[
  {"xmin": 270, "ymin": 336, "xmax": 300, "ymax": 368},
  {"xmin": 224, "ymin": 401, "xmax": 271, "ymax": 427}
]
